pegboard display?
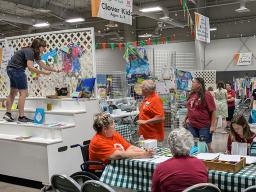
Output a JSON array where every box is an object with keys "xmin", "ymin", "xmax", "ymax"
[
  {"xmin": 0, "ymin": 28, "xmax": 95, "ymax": 97},
  {"xmin": 145, "ymin": 48, "xmax": 196, "ymax": 79},
  {"xmin": 192, "ymin": 70, "xmax": 216, "ymax": 89}
]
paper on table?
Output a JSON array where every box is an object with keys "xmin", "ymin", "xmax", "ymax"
[
  {"xmin": 196, "ymin": 153, "xmax": 220, "ymax": 160},
  {"xmin": 218, "ymin": 154, "xmax": 241, "ymax": 162},
  {"xmin": 242, "ymin": 156, "xmax": 256, "ymax": 164}
]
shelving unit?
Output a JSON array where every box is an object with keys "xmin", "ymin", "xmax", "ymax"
[{"xmin": 0, "ymin": 97, "xmax": 100, "ymax": 185}]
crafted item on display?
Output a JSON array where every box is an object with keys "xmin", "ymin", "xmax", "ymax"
[
  {"xmin": 61, "ymin": 43, "xmax": 84, "ymax": 74},
  {"xmin": 55, "ymin": 87, "xmax": 69, "ymax": 96},
  {"xmin": 41, "ymin": 49, "xmax": 58, "ymax": 65},
  {"xmin": 124, "ymin": 46, "xmax": 150, "ymax": 84},
  {"xmin": 34, "ymin": 108, "xmax": 45, "ymax": 124},
  {"xmin": 175, "ymin": 69, "xmax": 193, "ymax": 90},
  {"xmin": 76, "ymin": 78, "xmax": 96, "ymax": 98}
]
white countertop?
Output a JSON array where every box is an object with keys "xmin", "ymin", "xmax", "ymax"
[
  {"xmin": 0, "ymin": 108, "xmax": 86, "ymax": 115},
  {"xmin": 0, "ymin": 133, "xmax": 62, "ymax": 145},
  {"xmin": 0, "ymin": 120, "xmax": 75, "ymax": 129}
]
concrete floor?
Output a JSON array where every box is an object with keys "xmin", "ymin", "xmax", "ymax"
[{"xmin": 0, "ymin": 128, "xmax": 228, "ymax": 192}]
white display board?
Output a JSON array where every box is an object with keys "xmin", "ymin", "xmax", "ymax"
[{"xmin": 0, "ymin": 28, "xmax": 96, "ymax": 97}]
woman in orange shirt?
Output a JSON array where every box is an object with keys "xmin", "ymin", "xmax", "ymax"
[{"xmin": 89, "ymin": 112, "xmax": 154, "ymax": 164}]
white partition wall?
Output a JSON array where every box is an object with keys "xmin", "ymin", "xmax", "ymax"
[{"xmin": 0, "ymin": 28, "xmax": 96, "ymax": 97}]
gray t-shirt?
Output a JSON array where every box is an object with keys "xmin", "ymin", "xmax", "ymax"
[{"xmin": 8, "ymin": 47, "xmax": 35, "ymax": 70}]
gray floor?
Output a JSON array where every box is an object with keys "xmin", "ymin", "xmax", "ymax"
[{"xmin": 0, "ymin": 128, "xmax": 228, "ymax": 192}]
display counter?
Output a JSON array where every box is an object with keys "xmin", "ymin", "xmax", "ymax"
[{"xmin": 0, "ymin": 97, "xmax": 100, "ymax": 185}]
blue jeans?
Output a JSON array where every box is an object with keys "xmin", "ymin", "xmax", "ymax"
[
  {"xmin": 7, "ymin": 67, "xmax": 28, "ymax": 90},
  {"xmin": 188, "ymin": 124, "xmax": 212, "ymax": 144}
]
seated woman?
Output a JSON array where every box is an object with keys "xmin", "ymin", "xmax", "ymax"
[
  {"xmin": 227, "ymin": 115, "xmax": 256, "ymax": 154},
  {"xmin": 152, "ymin": 128, "xmax": 208, "ymax": 192},
  {"xmin": 89, "ymin": 112, "xmax": 154, "ymax": 165}
]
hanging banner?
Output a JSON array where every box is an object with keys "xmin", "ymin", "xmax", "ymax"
[
  {"xmin": 234, "ymin": 52, "xmax": 252, "ymax": 66},
  {"xmin": 91, "ymin": 0, "xmax": 133, "ymax": 25},
  {"xmin": 194, "ymin": 12, "xmax": 210, "ymax": 43}
]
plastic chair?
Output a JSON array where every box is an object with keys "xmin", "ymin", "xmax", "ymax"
[
  {"xmin": 244, "ymin": 185, "xmax": 256, "ymax": 192},
  {"xmin": 51, "ymin": 174, "xmax": 81, "ymax": 192},
  {"xmin": 182, "ymin": 183, "xmax": 221, "ymax": 192},
  {"xmin": 81, "ymin": 180, "xmax": 116, "ymax": 192}
]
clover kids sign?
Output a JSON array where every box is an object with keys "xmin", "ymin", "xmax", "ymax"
[{"xmin": 92, "ymin": 0, "xmax": 133, "ymax": 25}]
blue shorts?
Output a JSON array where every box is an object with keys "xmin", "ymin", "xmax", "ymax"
[
  {"xmin": 7, "ymin": 67, "xmax": 28, "ymax": 90},
  {"xmin": 188, "ymin": 124, "xmax": 212, "ymax": 144}
]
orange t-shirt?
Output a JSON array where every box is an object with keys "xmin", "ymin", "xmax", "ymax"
[
  {"xmin": 89, "ymin": 131, "xmax": 131, "ymax": 164},
  {"xmin": 139, "ymin": 92, "xmax": 164, "ymax": 141}
]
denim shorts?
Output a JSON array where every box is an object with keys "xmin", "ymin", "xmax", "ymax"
[
  {"xmin": 187, "ymin": 124, "xmax": 212, "ymax": 144},
  {"xmin": 7, "ymin": 67, "xmax": 28, "ymax": 90}
]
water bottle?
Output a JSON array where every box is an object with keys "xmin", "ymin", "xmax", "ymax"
[{"xmin": 138, "ymin": 135, "xmax": 145, "ymax": 148}]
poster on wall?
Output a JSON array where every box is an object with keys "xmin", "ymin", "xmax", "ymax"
[
  {"xmin": 195, "ymin": 12, "xmax": 210, "ymax": 43},
  {"xmin": 2, "ymin": 47, "xmax": 14, "ymax": 66},
  {"xmin": 91, "ymin": 0, "xmax": 133, "ymax": 25},
  {"xmin": 234, "ymin": 52, "xmax": 252, "ymax": 66}
]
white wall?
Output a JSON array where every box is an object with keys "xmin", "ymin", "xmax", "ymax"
[
  {"xmin": 95, "ymin": 48, "xmax": 125, "ymax": 73},
  {"xmin": 205, "ymin": 37, "xmax": 256, "ymax": 71}
]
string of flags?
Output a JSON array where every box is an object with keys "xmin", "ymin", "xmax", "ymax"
[
  {"xmin": 94, "ymin": 1, "xmax": 195, "ymax": 49},
  {"xmin": 95, "ymin": 34, "xmax": 176, "ymax": 49}
]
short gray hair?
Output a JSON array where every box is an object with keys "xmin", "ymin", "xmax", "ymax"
[
  {"xmin": 168, "ymin": 128, "xmax": 194, "ymax": 156},
  {"xmin": 142, "ymin": 80, "xmax": 156, "ymax": 91}
]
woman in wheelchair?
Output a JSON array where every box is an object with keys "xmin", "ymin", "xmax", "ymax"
[
  {"xmin": 89, "ymin": 112, "xmax": 154, "ymax": 170},
  {"xmin": 227, "ymin": 114, "xmax": 256, "ymax": 154}
]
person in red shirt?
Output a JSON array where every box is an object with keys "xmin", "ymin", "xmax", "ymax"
[
  {"xmin": 184, "ymin": 77, "xmax": 216, "ymax": 152},
  {"xmin": 226, "ymin": 114, "xmax": 256, "ymax": 154},
  {"xmin": 226, "ymin": 82, "xmax": 236, "ymax": 127},
  {"xmin": 152, "ymin": 128, "xmax": 208, "ymax": 192},
  {"xmin": 89, "ymin": 112, "xmax": 154, "ymax": 165},
  {"xmin": 138, "ymin": 80, "xmax": 165, "ymax": 142}
]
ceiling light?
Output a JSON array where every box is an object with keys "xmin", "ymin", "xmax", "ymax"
[
  {"xmin": 139, "ymin": 6, "xmax": 162, "ymax": 13},
  {"xmin": 159, "ymin": 16, "xmax": 170, "ymax": 20},
  {"xmin": 138, "ymin": 34, "xmax": 152, "ymax": 38},
  {"xmin": 235, "ymin": 6, "xmax": 250, "ymax": 13},
  {"xmin": 210, "ymin": 27, "xmax": 217, "ymax": 31},
  {"xmin": 33, "ymin": 22, "xmax": 50, "ymax": 27},
  {"xmin": 65, "ymin": 18, "xmax": 85, "ymax": 23}
]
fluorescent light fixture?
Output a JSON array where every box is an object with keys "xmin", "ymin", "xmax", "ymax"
[
  {"xmin": 235, "ymin": 6, "xmax": 250, "ymax": 13},
  {"xmin": 33, "ymin": 22, "xmax": 50, "ymax": 27},
  {"xmin": 138, "ymin": 34, "xmax": 152, "ymax": 38},
  {"xmin": 210, "ymin": 27, "xmax": 217, "ymax": 31},
  {"xmin": 65, "ymin": 17, "xmax": 85, "ymax": 23},
  {"xmin": 139, "ymin": 6, "xmax": 162, "ymax": 13},
  {"xmin": 159, "ymin": 16, "xmax": 170, "ymax": 20}
]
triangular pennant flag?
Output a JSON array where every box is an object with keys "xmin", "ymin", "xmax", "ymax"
[
  {"xmin": 161, "ymin": 36, "xmax": 166, "ymax": 44},
  {"xmin": 132, "ymin": 41, "xmax": 137, "ymax": 47},
  {"xmin": 126, "ymin": 42, "xmax": 131, "ymax": 48},
  {"xmin": 110, "ymin": 43, "xmax": 115, "ymax": 49},
  {"xmin": 166, "ymin": 36, "xmax": 171, "ymax": 43},
  {"xmin": 102, "ymin": 43, "xmax": 107, "ymax": 49},
  {"xmin": 146, "ymin": 38, "xmax": 152, "ymax": 45},
  {"xmin": 95, "ymin": 43, "xmax": 98, "ymax": 49},
  {"xmin": 140, "ymin": 40, "xmax": 145, "ymax": 46},
  {"xmin": 118, "ymin": 42, "xmax": 123, "ymax": 49},
  {"xmin": 153, "ymin": 38, "xmax": 158, "ymax": 45}
]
